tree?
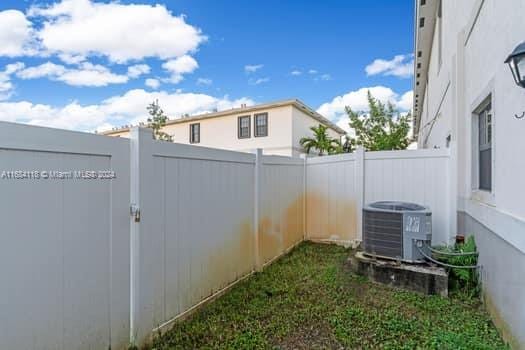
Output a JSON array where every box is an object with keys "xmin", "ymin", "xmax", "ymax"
[
  {"xmin": 146, "ymin": 100, "xmax": 172, "ymax": 141},
  {"xmin": 345, "ymin": 91, "xmax": 411, "ymax": 151},
  {"xmin": 300, "ymin": 124, "xmax": 341, "ymax": 156}
]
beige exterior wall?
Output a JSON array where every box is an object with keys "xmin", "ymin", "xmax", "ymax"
[
  {"xmin": 291, "ymin": 107, "xmax": 342, "ymax": 157},
  {"xmin": 104, "ymin": 104, "xmax": 344, "ymax": 157},
  {"xmin": 164, "ymin": 105, "xmax": 294, "ymax": 156},
  {"xmin": 104, "ymin": 129, "xmax": 131, "ymax": 138}
]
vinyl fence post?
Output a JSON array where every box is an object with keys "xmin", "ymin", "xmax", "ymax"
[
  {"xmin": 254, "ymin": 149, "xmax": 263, "ymax": 272},
  {"xmin": 129, "ymin": 126, "xmax": 153, "ymax": 346},
  {"xmin": 300, "ymin": 154, "xmax": 307, "ymax": 241},
  {"xmin": 129, "ymin": 127, "xmax": 140, "ymax": 346},
  {"xmin": 355, "ymin": 147, "xmax": 365, "ymax": 242}
]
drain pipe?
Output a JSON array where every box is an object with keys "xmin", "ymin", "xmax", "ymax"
[{"xmin": 415, "ymin": 240, "xmax": 480, "ymax": 269}]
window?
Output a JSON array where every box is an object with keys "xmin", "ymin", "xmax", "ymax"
[
  {"xmin": 254, "ymin": 113, "xmax": 268, "ymax": 137},
  {"xmin": 238, "ymin": 115, "xmax": 251, "ymax": 139},
  {"xmin": 478, "ymin": 102, "xmax": 492, "ymax": 191},
  {"xmin": 189, "ymin": 123, "xmax": 200, "ymax": 143}
]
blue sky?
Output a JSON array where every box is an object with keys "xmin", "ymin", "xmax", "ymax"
[{"xmin": 0, "ymin": 0, "xmax": 414, "ymax": 132}]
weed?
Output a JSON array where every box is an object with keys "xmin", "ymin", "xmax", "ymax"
[{"xmin": 433, "ymin": 236, "xmax": 481, "ymax": 298}]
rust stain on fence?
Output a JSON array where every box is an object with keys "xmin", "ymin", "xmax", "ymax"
[
  {"xmin": 282, "ymin": 195, "xmax": 305, "ymax": 249},
  {"xmin": 176, "ymin": 197, "xmax": 307, "ymax": 324},
  {"xmin": 306, "ymin": 191, "xmax": 357, "ymax": 241},
  {"xmin": 259, "ymin": 216, "xmax": 280, "ymax": 263},
  {"xmin": 204, "ymin": 220, "xmax": 254, "ymax": 300},
  {"xmin": 259, "ymin": 195, "xmax": 305, "ymax": 263}
]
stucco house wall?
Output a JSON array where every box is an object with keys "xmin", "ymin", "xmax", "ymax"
[
  {"xmin": 291, "ymin": 107, "xmax": 342, "ymax": 157},
  {"xmin": 164, "ymin": 105, "xmax": 294, "ymax": 156},
  {"xmin": 415, "ymin": 1, "xmax": 525, "ymax": 347},
  {"xmin": 103, "ymin": 101, "xmax": 345, "ymax": 157}
]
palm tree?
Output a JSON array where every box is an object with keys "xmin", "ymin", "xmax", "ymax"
[{"xmin": 300, "ymin": 124, "xmax": 341, "ymax": 156}]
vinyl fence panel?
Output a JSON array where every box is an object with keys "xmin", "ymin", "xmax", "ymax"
[
  {"xmin": 305, "ymin": 153, "xmax": 360, "ymax": 245},
  {"xmin": 0, "ymin": 122, "xmax": 130, "ymax": 350},
  {"xmin": 259, "ymin": 155, "xmax": 305, "ymax": 264},
  {"xmin": 305, "ymin": 148, "xmax": 452, "ymax": 247},
  {"xmin": 130, "ymin": 128, "xmax": 257, "ymax": 344},
  {"xmin": 364, "ymin": 149, "xmax": 451, "ymax": 245}
]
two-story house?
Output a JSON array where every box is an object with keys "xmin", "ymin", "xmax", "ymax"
[
  {"xmin": 413, "ymin": 0, "xmax": 525, "ymax": 347},
  {"xmin": 103, "ymin": 99, "xmax": 345, "ymax": 157}
]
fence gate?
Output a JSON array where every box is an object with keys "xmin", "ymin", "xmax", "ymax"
[{"xmin": 0, "ymin": 122, "xmax": 130, "ymax": 350}]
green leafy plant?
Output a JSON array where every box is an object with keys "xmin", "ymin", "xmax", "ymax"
[
  {"xmin": 146, "ymin": 99, "xmax": 173, "ymax": 142},
  {"xmin": 299, "ymin": 124, "xmax": 343, "ymax": 156},
  {"xmin": 432, "ymin": 236, "xmax": 480, "ymax": 298},
  {"xmin": 345, "ymin": 90, "xmax": 412, "ymax": 151}
]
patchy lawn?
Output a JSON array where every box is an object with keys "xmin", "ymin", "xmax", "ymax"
[{"xmin": 150, "ymin": 242, "xmax": 506, "ymax": 349}]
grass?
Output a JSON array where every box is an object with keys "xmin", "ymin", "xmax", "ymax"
[{"xmin": 150, "ymin": 242, "xmax": 507, "ymax": 349}]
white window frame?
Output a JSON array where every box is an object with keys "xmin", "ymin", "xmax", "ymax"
[{"xmin": 471, "ymin": 93, "xmax": 495, "ymax": 205}]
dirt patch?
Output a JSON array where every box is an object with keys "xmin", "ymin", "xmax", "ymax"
[{"xmin": 274, "ymin": 322, "xmax": 343, "ymax": 350}]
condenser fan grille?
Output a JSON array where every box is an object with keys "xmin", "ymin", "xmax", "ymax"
[{"xmin": 363, "ymin": 210, "xmax": 403, "ymax": 258}]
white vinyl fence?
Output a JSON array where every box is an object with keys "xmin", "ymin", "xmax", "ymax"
[
  {"xmin": 0, "ymin": 122, "xmax": 453, "ymax": 349},
  {"xmin": 129, "ymin": 128, "xmax": 306, "ymax": 344},
  {"xmin": 305, "ymin": 147, "xmax": 453, "ymax": 246},
  {"xmin": 0, "ymin": 122, "xmax": 130, "ymax": 350}
]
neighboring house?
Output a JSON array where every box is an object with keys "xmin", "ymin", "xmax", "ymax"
[
  {"xmin": 414, "ymin": 0, "xmax": 525, "ymax": 347},
  {"xmin": 103, "ymin": 99, "xmax": 345, "ymax": 157}
]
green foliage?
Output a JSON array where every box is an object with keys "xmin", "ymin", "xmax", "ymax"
[
  {"xmin": 433, "ymin": 236, "xmax": 480, "ymax": 298},
  {"xmin": 149, "ymin": 243, "xmax": 505, "ymax": 350},
  {"xmin": 146, "ymin": 100, "xmax": 173, "ymax": 142},
  {"xmin": 299, "ymin": 124, "xmax": 346, "ymax": 156},
  {"xmin": 346, "ymin": 90, "xmax": 411, "ymax": 151}
]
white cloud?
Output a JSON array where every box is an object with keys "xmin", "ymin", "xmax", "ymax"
[
  {"xmin": 162, "ymin": 55, "xmax": 199, "ymax": 84},
  {"xmin": 28, "ymin": 0, "xmax": 206, "ymax": 63},
  {"xmin": 290, "ymin": 70, "xmax": 302, "ymax": 76},
  {"xmin": 319, "ymin": 74, "xmax": 331, "ymax": 81},
  {"xmin": 244, "ymin": 64, "xmax": 263, "ymax": 73},
  {"xmin": 16, "ymin": 61, "xmax": 155, "ymax": 87},
  {"xmin": 145, "ymin": 78, "xmax": 160, "ymax": 89},
  {"xmin": 398, "ymin": 90, "xmax": 414, "ymax": 111},
  {"xmin": 0, "ymin": 10, "xmax": 34, "ymax": 57},
  {"xmin": 17, "ymin": 62, "xmax": 66, "ymax": 79},
  {"xmin": 308, "ymin": 69, "xmax": 318, "ymax": 74},
  {"xmin": 365, "ymin": 54, "xmax": 413, "ymax": 78},
  {"xmin": 17, "ymin": 61, "xmax": 130, "ymax": 87},
  {"xmin": 196, "ymin": 78, "xmax": 212, "ymax": 86},
  {"xmin": 59, "ymin": 62, "xmax": 129, "ymax": 86},
  {"xmin": 0, "ymin": 62, "xmax": 25, "ymax": 100},
  {"xmin": 0, "ymin": 88, "xmax": 254, "ymax": 132},
  {"xmin": 58, "ymin": 53, "xmax": 85, "ymax": 64},
  {"xmin": 127, "ymin": 64, "xmax": 150, "ymax": 78},
  {"xmin": 317, "ymin": 86, "xmax": 413, "ymax": 121},
  {"xmin": 250, "ymin": 77, "xmax": 270, "ymax": 85}
]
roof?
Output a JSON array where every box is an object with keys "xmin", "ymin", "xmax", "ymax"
[
  {"xmin": 102, "ymin": 98, "xmax": 346, "ymax": 135},
  {"xmin": 412, "ymin": 0, "xmax": 440, "ymax": 138}
]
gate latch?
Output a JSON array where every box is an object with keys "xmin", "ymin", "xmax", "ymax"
[{"xmin": 130, "ymin": 204, "xmax": 141, "ymax": 222}]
